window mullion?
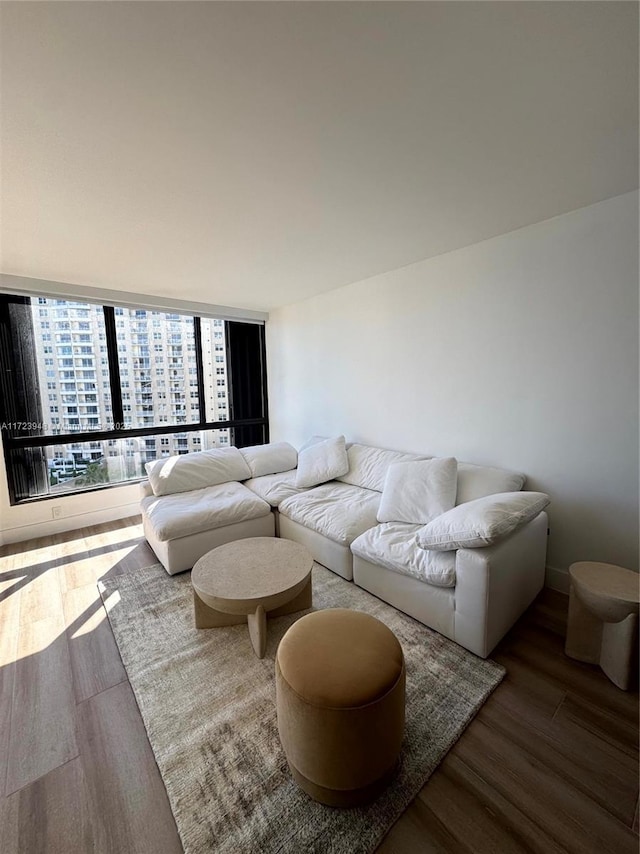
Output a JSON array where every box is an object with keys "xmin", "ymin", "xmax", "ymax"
[
  {"xmin": 259, "ymin": 324, "xmax": 270, "ymax": 444},
  {"xmin": 193, "ymin": 316, "xmax": 207, "ymax": 423},
  {"xmin": 103, "ymin": 306, "xmax": 124, "ymax": 429}
]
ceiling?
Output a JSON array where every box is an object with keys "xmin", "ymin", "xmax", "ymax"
[{"xmin": 1, "ymin": 1, "xmax": 637, "ymax": 312}]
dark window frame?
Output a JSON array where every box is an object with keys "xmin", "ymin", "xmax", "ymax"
[{"xmin": 0, "ymin": 295, "xmax": 269, "ymax": 505}]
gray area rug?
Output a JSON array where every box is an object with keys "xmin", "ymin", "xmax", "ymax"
[{"xmin": 99, "ymin": 563, "xmax": 504, "ymax": 854}]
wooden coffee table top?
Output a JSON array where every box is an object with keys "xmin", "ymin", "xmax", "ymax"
[{"xmin": 192, "ymin": 537, "xmax": 313, "ymax": 615}]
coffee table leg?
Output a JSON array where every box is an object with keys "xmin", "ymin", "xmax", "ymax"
[
  {"xmin": 247, "ymin": 604, "xmax": 267, "ymax": 659},
  {"xmin": 193, "ymin": 590, "xmax": 245, "ymax": 629}
]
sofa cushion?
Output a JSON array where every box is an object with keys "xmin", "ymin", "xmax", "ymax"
[
  {"xmin": 299, "ymin": 435, "xmax": 328, "ymax": 451},
  {"xmin": 141, "ymin": 481, "xmax": 271, "ymax": 541},
  {"xmin": 456, "ymin": 462, "xmax": 525, "ymax": 505},
  {"xmin": 337, "ymin": 443, "xmax": 427, "ymax": 492},
  {"xmin": 377, "ymin": 457, "xmax": 458, "ymax": 525},
  {"xmin": 351, "ymin": 522, "xmax": 457, "ymax": 588},
  {"xmin": 417, "ymin": 491, "xmax": 550, "ymax": 551},
  {"xmin": 279, "ymin": 482, "xmax": 380, "ymax": 546},
  {"xmin": 239, "ymin": 442, "xmax": 298, "ymax": 478},
  {"xmin": 243, "ymin": 470, "xmax": 310, "ymax": 508},
  {"xmin": 145, "ymin": 447, "xmax": 251, "ymax": 497},
  {"xmin": 295, "ymin": 435, "xmax": 349, "ymax": 489}
]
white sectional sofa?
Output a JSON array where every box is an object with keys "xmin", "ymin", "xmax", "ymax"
[
  {"xmin": 350, "ymin": 513, "xmax": 548, "ymax": 658},
  {"xmin": 140, "ymin": 445, "xmax": 277, "ymax": 574},
  {"xmin": 277, "ymin": 444, "xmax": 425, "ymax": 580},
  {"xmin": 140, "ymin": 439, "xmax": 549, "ymax": 657}
]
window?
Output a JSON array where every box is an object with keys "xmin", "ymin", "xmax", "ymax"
[{"xmin": 0, "ymin": 295, "xmax": 268, "ymax": 502}]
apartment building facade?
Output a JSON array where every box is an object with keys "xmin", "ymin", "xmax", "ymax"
[{"xmin": 31, "ymin": 298, "xmax": 230, "ymax": 490}]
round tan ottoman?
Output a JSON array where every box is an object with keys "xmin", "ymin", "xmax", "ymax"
[{"xmin": 275, "ymin": 608, "xmax": 405, "ymax": 807}]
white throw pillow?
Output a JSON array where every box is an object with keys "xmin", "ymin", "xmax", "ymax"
[
  {"xmin": 295, "ymin": 435, "xmax": 349, "ymax": 489},
  {"xmin": 239, "ymin": 441, "xmax": 297, "ymax": 478},
  {"xmin": 298, "ymin": 435, "xmax": 328, "ymax": 452},
  {"xmin": 377, "ymin": 458, "xmax": 458, "ymax": 525},
  {"xmin": 146, "ymin": 447, "xmax": 251, "ymax": 497},
  {"xmin": 417, "ymin": 491, "xmax": 550, "ymax": 551}
]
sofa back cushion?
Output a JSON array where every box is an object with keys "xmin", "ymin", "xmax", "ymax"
[
  {"xmin": 337, "ymin": 443, "xmax": 427, "ymax": 492},
  {"xmin": 145, "ymin": 446, "xmax": 251, "ymax": 496},
  {"xmin": 299, "ymin": 435, "xmax": 328, "ymax": 452},
  {"xmin": 456, "ymin": 462, "xmax": 526, "ymax": 505},
  {"xmin": 295, "ymin": 435, "xmax": 349, "ymax": 488},
  {"xmin": 239, "ymin": 441, "xmax": 297, "ymax": 478},
  {"xmin": 377, "ymin": 458, "xmax": 458, "ymax": 525}
]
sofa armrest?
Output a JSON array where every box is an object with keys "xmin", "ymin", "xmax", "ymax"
[
  {"xmin": 139, "ymin": 480, "xmax": 154, "ymax": 500},
  {"xmin": 453, "ymin": 511, "xmax": 548, "ymax": 657}
]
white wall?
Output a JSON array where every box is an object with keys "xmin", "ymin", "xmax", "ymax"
[
  {"xmin": 0, "ymin": 455, "xmax": 141, "ymax": 545},
  {"xmin": 267, "ymin": 192, "xmax": 639, "ymax": 587}
]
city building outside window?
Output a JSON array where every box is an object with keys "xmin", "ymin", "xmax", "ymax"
[{"xmin": 0, "ymin": 295, "xmax": 268, "ymax": 501}]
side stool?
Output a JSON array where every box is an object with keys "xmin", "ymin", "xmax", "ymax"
[{"xmin": 565, "ymin": 561, "xmax": 639, "ymax": 690}]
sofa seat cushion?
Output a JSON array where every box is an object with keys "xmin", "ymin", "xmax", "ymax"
[
  {"xmin": 279, "ymin": 483, "xmax": 380, "ymax": 546},
  {"xmin": 351, "ymin": 522, "xmax": 457, "ymax": 588},
  {"xmin": 243, "ymin": 470, "xmax": 310, "ymax": 508},
  {"xmin": 141, "ymin": 481, "xmax": 271, "ymax": 542}
]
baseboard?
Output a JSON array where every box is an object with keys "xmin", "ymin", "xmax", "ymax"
[
  {"xmin": 0, "ymin": 502, "xmax": 141, "ymax": 546},
  {"xmin": 545, "ymin": 564, "xmax": 569, "ymax": 594}
]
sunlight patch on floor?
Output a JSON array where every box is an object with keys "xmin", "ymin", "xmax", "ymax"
[
  {"xmin": 103, "ymin": 589, "xmax": 121, "ymax": 613},
  {"xmin": 61, "ymin": 544, "xmax": 137, "ymax": 581},
  {"xmin": 82, "ymin": 523, "xmax": 143, "ymax": 551},
  {"xmin": 0, "ymin": 541, "xmax": 65, "ymax": 572},
  {"xmin": 98, "ymin": 544, "xmax": 139, "ymax": 570},
  {"xmin": 0, "ymin": 576, "xmax": 26, "ymax": 592},
  {"xmin": 69, "ymin": 605, "xmax": 108, "ymax": 639},
  {"xmin": 64, "ymin": 582, "xmax": 122, "ymax": 639}
]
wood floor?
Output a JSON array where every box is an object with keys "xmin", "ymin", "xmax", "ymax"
[{"xmin": 0, "ymin": 517, "xmax": 637, "ymax": 853}]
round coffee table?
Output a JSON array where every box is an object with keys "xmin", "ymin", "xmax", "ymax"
[
  {"xmin": 565, "ymin": 561, "xmax": 639, "ymax": 690},
  {"xmin": 191, "ymin": 537, "xmax": 313, "ymax": 658}
]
